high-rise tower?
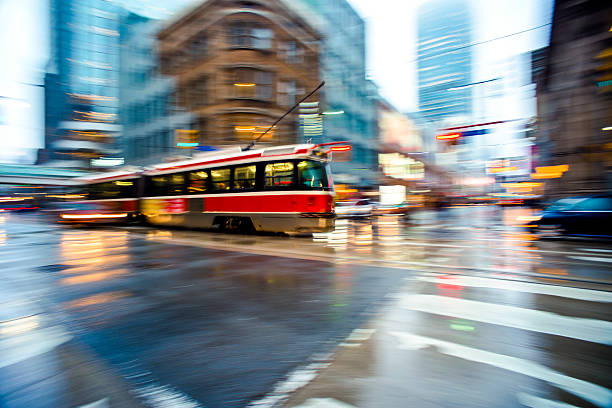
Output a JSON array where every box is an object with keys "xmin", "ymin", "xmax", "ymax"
[{"xmin": 417, "ymin": 0, "xmax": 473, "ymax": 125}]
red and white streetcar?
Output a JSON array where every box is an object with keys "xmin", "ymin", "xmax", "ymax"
[
  {"xmin": 60, "ymin": 142, "xmax": 349, "ymax": 234},
  {"xmin": 141, "ymin": 142, "xmax": 346, "ymax": 234},
  {"xmin": 59, "ymin": 168, "xmax": 141, "ymax": 224}
]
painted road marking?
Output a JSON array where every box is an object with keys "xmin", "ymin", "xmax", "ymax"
[
  {"xmin": 248, "ymin": 361, "xmax": 332, "ymax": 407},
  {"xmin": 0, "ymin": 325, "xmax": 72, "ymax": 369},
  {"xmin": 579, "ymin": 248, "xmax": 612, "ymax": 253},
  {"xmin": 389, "ymin": 331, "xmax": 612, "ymax": 408},
  {"xmin": 568, "ymin": 256, "xmax": 612, "ymax": 263},
  {"xmin": 292, "ymin": 398, "xmax": 357, "ymax": 408},
  {"xmin": 134, "ymin": 384, "xmax": 202, "ymax": 408},
  {"xmin": 345, "ymin": 328, "xmax": 376, "ymax": 342},
  {"xmin": 398, "ymin": 294, "xmax": 612, "ymax": 344},
  {"xmin": 517, "ymin": 392, "xmax": 580, "ymax": 408},
  {"xmin": 415, "ymin": 275, "xmax": 612, "ymax": 303},
  {"xmin": 78, "ymin": 398, "xmax": 109, "ymax": 408}
]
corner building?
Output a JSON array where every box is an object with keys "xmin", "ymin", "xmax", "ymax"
[{"xmin": 157, "ymin": 0, "xmax": 321, "ymax": 148}]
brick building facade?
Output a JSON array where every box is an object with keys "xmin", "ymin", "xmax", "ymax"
[{"xmin": 157, "ymin": 0, "xmax": 321, "ymax": 148}]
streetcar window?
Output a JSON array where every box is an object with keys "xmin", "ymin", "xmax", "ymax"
[
  {"xmin": 114, "ymin": 180, "xmax": 136, "ymax": 198},
  {"xmin": 264, "ymin": 162, "xmax": 294, "ymax": 188},
  {"xmin": 149, "ymin": 175, "xmax": 168, "ymax": 196},
  {"xmin": 211, "ymin": 168, "xmax": 231, "ymax": 191},
  {"xmin": 188, "ymin": 170, "xmax": 209, "ymax": 193},
  {"xmin": 87, "ymin": 180, "xmax": 136, "ymax": 199},
  {"xmin": 297, "ymin": 161, "xmax": 328, "ymax": 189},
  {"xmin": 233, "ymin": 165, "xmax": 256, "ymax": 190},
  {"xmin": 169, "ymin": 173, "xmax": 185, "ymax": 195}
]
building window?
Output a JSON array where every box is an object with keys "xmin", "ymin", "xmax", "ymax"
[
  {"xmin": 189, "ymin": 35, "xmax": 207, "ymax": 59},
  {"xmin": 279, "ymin": 41, "xmax": 303, "ymax": 64},
  {"xmin": 277, "ymin": 80, "xmax": 296, "ymax": 106},
  {"xmin": 189, "ymin": 78, "xmax": 207, "ymax": 107},
  {"xmin": 265, "ymin": 162, "xmax": 294, "ymax": 188},
  {"xmin": 231, "ymin": 114, "xmax": 274, "ymax": 142},
  {"xmin": 231, "ymin": 68, "xmax": 273, "ymax": 100},
  {"xmin": 233, "ymin": 165, "xmax": 256, "ymax": 190},
  {"xmin": 228, "ymin": 24, "xmax": 273, "ymax": 50}
]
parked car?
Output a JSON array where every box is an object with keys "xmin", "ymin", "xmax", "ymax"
[
  {"xmin": 334, "ymin": 199, "xmax": 374, "ymax": 218},
  {"xmin": 526, "ymin": 195, "xmax": 612, "ymax": 238}
]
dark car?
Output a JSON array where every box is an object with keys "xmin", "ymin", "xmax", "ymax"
[{"xmin": 528, "ymin": 195, "xmax": 612, "ymax": 238}]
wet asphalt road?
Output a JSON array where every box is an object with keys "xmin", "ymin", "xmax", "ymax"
[{"xmin": 0, "ymin": 206, "xmax": 611, "ymax": 408}]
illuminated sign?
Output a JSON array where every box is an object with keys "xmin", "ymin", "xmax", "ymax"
[
  {"xmin": 436, "ymin": 133, "xmax": 461, "ymax": 140},
  {"xmin": 91, "ymin": 157, "xmax": 124, "ymax": 167}
]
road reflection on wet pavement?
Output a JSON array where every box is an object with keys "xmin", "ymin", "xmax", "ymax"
[{"xmin": 0, "ymin": 206, "xmax": 611, "ymax": 408}]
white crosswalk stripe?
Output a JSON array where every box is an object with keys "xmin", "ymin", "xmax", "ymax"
[
  {"xmin": 398, "ymin": 294, "xmax": 612, "ymax": 344},
  {"xmin": 389, "ymin": 331, "xmax": 612, "ymax": 408},
  {"xmin": 415, "ymin": 275, "xmax": 612, "ymax": 302}
]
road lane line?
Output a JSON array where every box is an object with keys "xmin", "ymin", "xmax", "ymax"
[
  {"xmin": 517, "ymin": 392, "xmax": 580, "ymax": 408},
  {"xmin": 398, "ymin": 294, "xmax": 612, "ymax": 344},
  {"xmin": 248, "ymin": 361, "xmax": 331, "ymax": 407},
  {"xmin": 389, "ymin": 331, "xmax": 612, "ymax": 408},
  {"xmin": 134, "ymin": 384, "xmax": 202, "ymax": 408},
  {"xmin": 77, "ymin": 398, "xmax": 109, "ymax": 408},
  {"xmin": 579, "ymin": 248, "xmax": 612, "ymax": 253},
  {"xmin": 568, "ymin": 256, "xmax": 612, "ymax": 263},
  {"xmin": 292, "ymin": 398, "xmax": 357, "ymax": 408},
  {"xmin": 415, "ymin": 275, "xmax": 612, "ymax": 303}
]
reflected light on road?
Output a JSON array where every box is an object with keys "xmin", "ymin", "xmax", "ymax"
[
  {"xmin": 60, "ymin": 269, "xmax": 129, "ymax": 285},
  {"xmin": 0, "ymin": 315, "xmax": 40, "ymax": 336},
  {"xmin": 450, "ymin": 319, "xmax": 475, "ymax": 332},
  {"xmin": 536, "ymin": 268, "xmax": 568, "ymax": 276},
  {"xmin": 65, "ymin": 291, "xmax": 131, "ymax": 308},
  {"xmin": 437, "ymin": 275, "xmax": 463, "ymax": 291},
  {"xmin": 146, "ymin": 230, "xmax": 173, "ymax": 240},
  {"xmin": 378, "ymin": 216, "xmax": 401, "ymax": 247},
  {"xmin": 354, "ymin": 224, "xmax": 373, "ymax": 246}
]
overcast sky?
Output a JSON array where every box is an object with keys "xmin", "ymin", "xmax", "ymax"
[{"xmin": 349, "ymin": 0, "xmax": 554, "ymax": 112}]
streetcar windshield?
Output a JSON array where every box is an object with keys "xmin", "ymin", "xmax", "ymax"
[{"xmin": 297, "ymin": 160, "xmax": 330, "ymax": 190}]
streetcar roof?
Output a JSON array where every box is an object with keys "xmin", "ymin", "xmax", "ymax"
[
  {"xmin": 73, "ymin": 167, "xmax": 142, "ymax": 184},
  {"xmin": 143, "ymin": 143, "xmax": 328, "ymax": 176}
]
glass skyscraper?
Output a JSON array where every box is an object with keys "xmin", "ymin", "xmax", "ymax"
[
  {"xmin": 417, "ymin": 0, "xmax": 473, "ymax": 125},
  {"xmin": 43, "ymin": 0, "xmax": 122, "ymax": 168}
]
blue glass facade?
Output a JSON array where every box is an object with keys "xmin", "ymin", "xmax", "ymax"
[
  {"xmin": 44, "ymin": 0, "xmax": 122, "ymax": 167},
  {"xmin": 295, "ymin": 0, "xmax": 378, "ymax": 185},
  {"xmin": 119, "ymin": 12, "xmax": 192, "ymax": 165},
  {"xmin": 417, "ymin": 0, "xmax": 473, "ymax": 124}
]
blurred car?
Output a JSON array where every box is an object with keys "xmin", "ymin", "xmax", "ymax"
[
  {"xmin": 0, "ymin": 196, "xmax": 39, "ymax": 212},
  {"xmin": 334, "ymin": 199, "xmax": 373, "ymax": 218},
  {"xmin": 525, "ymin": 195, "xmax": 612, "ymax": 238},
  {"xmin": 372, "ymin": 202, "xmax": 411, "ymax": 215},
  {"xmin": 496, "ymin": 195, "xmax": 542, "ymax": 207}
]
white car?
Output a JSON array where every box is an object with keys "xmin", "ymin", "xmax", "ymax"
[{"xmin": 334, "ymin": 199, "xmax": 374, "ymax": 218}]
